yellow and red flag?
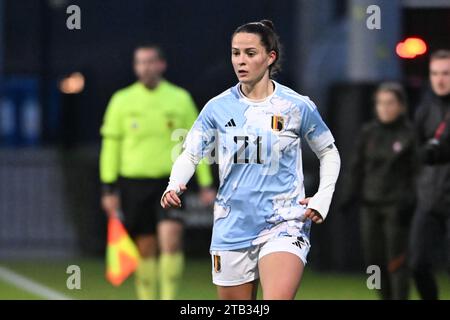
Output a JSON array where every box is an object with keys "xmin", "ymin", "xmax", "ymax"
[{"xmin": 106, "ymin": 214, "xmax": 140, "ymax": 286}]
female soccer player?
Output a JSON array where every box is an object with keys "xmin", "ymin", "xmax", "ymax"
[{"xmin": 161, "ymin": 20, "xmax": 341, "ymax": 300}]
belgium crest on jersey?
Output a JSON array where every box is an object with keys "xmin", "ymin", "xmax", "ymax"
[{"xmin": 271, "ymin": 115, "xmax": 284, "ymax": 132}]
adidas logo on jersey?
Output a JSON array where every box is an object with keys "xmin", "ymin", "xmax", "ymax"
[{"xmin": 225, "ymin": 118, "xmax": 236, "ymax": 127}]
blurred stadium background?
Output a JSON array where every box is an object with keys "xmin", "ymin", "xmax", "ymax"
[{"xmin": 0, "ymin": 0, "xmax": 449, "ymax": 299}]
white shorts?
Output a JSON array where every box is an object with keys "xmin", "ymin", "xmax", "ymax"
[{"xmin": 210, "ymin": 235, "xmax": 311, "ymax": 286}]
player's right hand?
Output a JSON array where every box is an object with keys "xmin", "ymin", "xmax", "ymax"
[
  {"xmin": 101, "ymin": 193, "xmax": 120, "ymax": 217},
  {"xmin": 161, "ymin": 184, "xmax": 187, "ymax": 209}
]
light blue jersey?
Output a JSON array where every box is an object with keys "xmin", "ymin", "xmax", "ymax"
[{"xmin": 183, "ymin": 81, "xmax": 335, "ymax": 251}]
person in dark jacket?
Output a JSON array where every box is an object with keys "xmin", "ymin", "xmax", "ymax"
[
  {"xmin": 343, "ymin": 82, "xmax": 417, "ymax": 300},
  {"xmin": 409, "ymin": 50, "xmax": 450, "ymax": 300}
]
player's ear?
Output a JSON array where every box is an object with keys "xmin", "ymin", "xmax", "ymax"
[
  {"xmin": 159, "ymin": 59, "xmax": 167, "ymax": 73},
  {"xmin": 267, "ymin": 50, "xmax": 276, "ymax": 67}
]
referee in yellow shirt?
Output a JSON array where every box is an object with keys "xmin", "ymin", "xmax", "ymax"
[{"xmin": 100, "ymin": 44, "xmax": 215, "ymax": 300}]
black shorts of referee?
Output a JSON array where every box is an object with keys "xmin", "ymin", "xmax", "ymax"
[{"xmin": 118, "ymin": 176, "xmax": 183, "ymax": 238}]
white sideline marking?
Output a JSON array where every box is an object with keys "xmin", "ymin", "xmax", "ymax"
[{"xmin": 0, "ymin": 265, "xmax": 73, "ymax": 300}]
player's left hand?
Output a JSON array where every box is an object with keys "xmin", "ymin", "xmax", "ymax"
[
  {"xmin": 299, "ymin": 197, "xmax": 324, "ymax": 224},
  {"xmin": 199, "ymin": 187, "xmax": 216, "ymax": 206}
]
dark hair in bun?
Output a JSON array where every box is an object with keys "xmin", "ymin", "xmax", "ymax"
[
  {"xmin": 259, "ymin": 19, "xmax": 275, "ymax": 30},
  {"xmin": 232, "ymin": 19, "xmax": 282, "ymax": 77}
]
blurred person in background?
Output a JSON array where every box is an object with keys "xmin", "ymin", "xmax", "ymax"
[
  {"xmin": 342, "ymin": 82, "xmax": 417, "ymax": 300},
  {"xmin": 409, "ymin": 49, "xmax": 450, "ymax": 300},
  {"xmin": 99, "ymin": 44, "xmax": 216, "ymax": 300}
]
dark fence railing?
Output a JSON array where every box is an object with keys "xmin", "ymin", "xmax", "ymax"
[{"xmin": 0, "ymin": 148, "xmax": 78, "ymax": 258}]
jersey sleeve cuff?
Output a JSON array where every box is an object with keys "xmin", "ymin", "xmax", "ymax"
[
  {"xmin": 101, "ymin": 182, "xmax": 118, "ymax": 194},
  {"xmin": 307, "ymin": 198, "xmax": 329, "ymax": 221}
]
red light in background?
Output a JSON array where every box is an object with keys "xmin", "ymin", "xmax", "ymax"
[{"xmin": 396, "ymin": 37, "xmax": 427, "ymax": 59}]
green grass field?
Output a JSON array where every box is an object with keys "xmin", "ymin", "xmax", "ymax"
[{"xmin": 0, "ymin": 258, "xmax": 448, "ymax": 300}]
